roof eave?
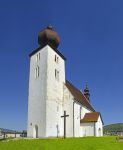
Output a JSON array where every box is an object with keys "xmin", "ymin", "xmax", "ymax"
[
  {"xmin": 80, "ymin": 121, "xmax": 97, "ymax": 123},
  {"xmin": 29, "ymin": 45, "xmax": 66, "ymax": 61}
]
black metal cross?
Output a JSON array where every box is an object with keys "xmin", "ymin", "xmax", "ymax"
[{"xmin": 61, "ymin": 111, "xmax": 69, "ymax": 138}]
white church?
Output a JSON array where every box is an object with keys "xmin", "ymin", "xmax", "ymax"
[{"xmin": 27, "ymin": 25, "xmax": 103, "ymax": 138}]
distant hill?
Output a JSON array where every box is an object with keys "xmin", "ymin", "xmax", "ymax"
[{"xmin": 104, "ymin": 123, "xmax": 123, "ymax": 133}]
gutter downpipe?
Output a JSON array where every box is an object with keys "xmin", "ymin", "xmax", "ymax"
[
  {"xmin": 73, "ymin": 101, "xmax": 75, "ymax": 137},
  {"xmin": 94, "ymin": 122, "xmax": 96, "ymax": 136}
]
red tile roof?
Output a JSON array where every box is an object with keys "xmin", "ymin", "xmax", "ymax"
[
  {"xmin": 65, "ymin": 80, "xmax": 95, "ymax": 112},
  {"xmin": 80, "ymin": 112, "xmax": 100, "ymax": 123}
]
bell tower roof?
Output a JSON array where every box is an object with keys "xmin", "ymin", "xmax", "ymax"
[
  {"xmin": 29, "ymin": 25, "xmax": 66, "ymax": 61},
  {"xmin": 38, "ymin": 25, "xmax": 60, "ymax": 49}
]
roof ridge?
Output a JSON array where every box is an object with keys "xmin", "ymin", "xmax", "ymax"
[
  {"xmin": 86, "ymin": 112, "xmax": 100, "ymax": 114},
  {"xmin": 66, "ymin": 80, "xmax": 94, "ymax": 109},
  {"xmin": 66, "ymin": 80, "xmax": 95, "ymax": 111},
  {"xmin": 66, "ymin": 80, "xmax": 80, "ymax": 92}
]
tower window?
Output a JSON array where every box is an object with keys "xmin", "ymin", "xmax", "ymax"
[
  {"xmin": 35, "ymin": 66, "xmax": 39, "ymax": 78},
  {"xmin": 55, "ymin": 69, "xmax": 59, "ymax": 81},
  {"xmin": 36, "ymin": 53, "xmax": 40, "ymax": 62},
  {"xmin": 55, "ymin": 55, "xmax": 59, "ymax": 63}
]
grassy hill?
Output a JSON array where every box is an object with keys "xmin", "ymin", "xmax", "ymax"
[
  {"xmin": 104, "ymin": 123, "xmax": 123, "ymax": 133},
  {"xmin": 0, "ymin": 137, "xmax": 123, "ymax": 150}
]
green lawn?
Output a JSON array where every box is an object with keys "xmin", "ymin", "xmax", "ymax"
[{"xmin": 0, "ymin": 136, "xmax": 123, "ymax": 150}]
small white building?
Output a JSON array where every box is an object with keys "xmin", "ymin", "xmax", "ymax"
[
  {"xmin": 27, "ymin": 25, "xmax": 103, "ymax": 138},
  {"xmin": 0, "ymin": 128, "xmax": 22, "ymax": 138},
  {"xmin": 80, "ymin": 112, "xmax": 103, "ymax": 136}
]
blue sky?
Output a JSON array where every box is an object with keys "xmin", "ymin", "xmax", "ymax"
[{"xmin": 0, "ymin": 0, "xmax": 123, "ymax": 131}]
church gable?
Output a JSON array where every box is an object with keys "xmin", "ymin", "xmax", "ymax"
[{"xmin": 65, "ymin": 80, "xmax": 95, "ymax": 112}]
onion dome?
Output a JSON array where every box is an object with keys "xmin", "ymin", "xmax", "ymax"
[
  {"xmin": 38, "ymin": 25, "xmax": 60, "ymax": 49},
  {"xmin": 84, "ymin": 84, "xmax": 90, "ymax": 102}
]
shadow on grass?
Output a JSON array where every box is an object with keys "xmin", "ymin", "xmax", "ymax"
[
  {"xmin": 0, "ymin": 138, "xmax": 6, "ymax": 142},
  {"xmin": 0, "ymin": 138, "xmax": 14, "ymax": 142}
]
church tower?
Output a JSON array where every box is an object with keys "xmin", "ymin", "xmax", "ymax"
[{"xmin": 27, "ymin": 26, "xmax": 66, "ymax": 138}]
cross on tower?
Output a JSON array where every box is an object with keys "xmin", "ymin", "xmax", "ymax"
[{"xmin": 61, "ymin": 111, "xmax": 69, "ymax": 138}]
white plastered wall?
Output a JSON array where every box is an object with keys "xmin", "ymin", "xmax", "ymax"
[
  {"xmin": 80, "ymin": 122, "xmax": 95, "ymax": 137},
  {"xmin": 27, "ymin": 46, "xmax": 48, "ymax": 138},
  {"xmin": 74, "ymin": 102, "xmax": 81, "ymax": 137},
  {"xmin": 63, "ymin": 85, "xmax": 92, "ymax": 138},
  {"xmin": 63, "ymin": 85, "xmax": 74, "ymax": 137},
  {"xmin": 81, "ymin": 106, "xmax": 91, "ymax": 119},
  {"xmin": 95, "ymin": 116, "xmax": 103, "ymax": 136},
  {"xmin": 28, "ymin": 44, "xmax": 66, "ymax": 138},
  {"xmin": 45, "ymin": 46, "xmax": 65, "ymax": 137}
]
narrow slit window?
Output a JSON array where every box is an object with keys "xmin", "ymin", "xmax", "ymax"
[
  {"xmin": 36, "ymin": 53, "xmax": 40, "ymax": 62},
  {"xmin": 55, "ymin": 55, "xmax": 57, "ymax": 62},
  {"xmin": 55, "ymin": 55, "xmax": 59, "ymax": 63},
  {"xmin": 55, "ymin": 69, "xmax": 59, "ymax": 81},
  {"xmin": 36, "ymin": 54, "xmax": 38, "ymax": 62},
  {"xmin": 37, "ymin": 66, "xmax": 39, "ymax": 77},
  {"xmin": 38, "ymin": 53, "xmax": 40, "ymax": 60},
  {"xmin": 55, "ymin": 69, "xmax": 57, "ymax": 78},
  {"xmin": 35, "ymin": 66, "xmax": 39, "ymax": 78},
  {"xmin": 35, "ymin": 68, "xmax": 37, "ymax": 78}
]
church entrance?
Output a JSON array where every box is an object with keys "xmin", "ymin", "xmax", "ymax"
[
  {"xmin": 33, "ymin": 125, "xmax": 38, "ymax": 138},
  {"xmin": 98, "ymin": 128, "xmax": 101, "ymax": 136}
]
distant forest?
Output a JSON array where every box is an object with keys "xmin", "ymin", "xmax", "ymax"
[{"xmin": 104, "ymin": 123, "xmax": 123, "ymax": 133}]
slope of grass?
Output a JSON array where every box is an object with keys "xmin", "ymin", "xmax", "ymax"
[{"xmin": 0, "ymin": 136, "xmax": 123, "ymax": 150}]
